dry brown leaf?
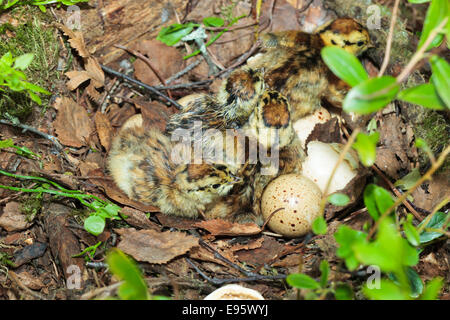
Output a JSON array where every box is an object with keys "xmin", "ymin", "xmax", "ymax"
[
  {"xmin": 272, "ymin": 253, "xmax": 303, "ymax": 268},
  {"xmin": 120, "ymin": 206, "xmax": 159, "ymax": 230},
  {"xmin": 85, "ymin": 57, "xmax": 104, "ymax": 88},
  {"xmin": 65, "ymin": 70, "xmax": 90, "ymax": 91},
  {"xmin": 53, "ymin": 97, "xmax": 95, "ymax": 148},
  {"xmin": 194, "ymin": 219, "xmax": 261, "ymax": 236},
  {"xmin": 0, "ymin": 202, "xmax": 33, "ymax": 232},
  {"xmin": 234, "ymin": 235, "xmax": 284, "ymax": 268},
  {"xmin": 56, "ymin": 24, "xmax": 90, "ymax": 58},
  {"xmin": 229, "ymin": 237, "xmax": 264, "ymax": 252},
  {"xmin": 94, "ymin": 111, "xmax": 113, "ymax": 151},
  {"xmin": 116, "ymin": 228, "xmax": 199, "ymax": 264},
  {"xmin": 132, "ymin": 40, "xmax": 185, "ymax": 86},
  {"xmin": 87, "ymin": 169, "xmax": 160, "ymax": 213},
  {"xmin": 136, "ymin": 100, "xmax": 173, "ymax": 132},
  {"xmin": 154, "ymin": 213, "xmax": 198, "ymax": 230}
]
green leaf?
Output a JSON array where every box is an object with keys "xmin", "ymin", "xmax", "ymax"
[
  {"xmin": 408, "ymin": 0, "xmax": 430, "ymax": 3},
  {"xmin": 414, "ymin": 138, "xmax": 433, "ymax": 154},
  {"xmin": 343, "ymin": 76, "xmax": 400, "ymax": 114},
  {"xmin": 13, "ymin": 53, "xmax": 34, "ymax": 70},
  {"xmin": 363, "ymin": 184, "xmax": 395, "ymax": 221},
  {"xmin": 429, "ymin": 55, "xmax": 450, "ymax": 108},
  {"xmin": 334, "ymin": 283, "xmax": 354, "ymax": 300},
  {"xmin": 328, "ymin": 193, "xmax": 350, "ymax": 206},
  {"xmin": 420, "ymin": 277, "xmax": 443, "ymax": 300},
  {"xmin": 352, "ymin": 132, "xmax": 379, "ymax": 167},
  {"xmin": 397, "ymin": 83, "xmax": 445, "ymax": 110},
  {"xmin": 418, "ymin": 211, "xmax": 448, "ymax": 243},
  {"xmin": 418, "ymin": 0, "xmax": 448, "ymax": 50},
  {"xmin": 321, "ymin": 46, "xmax": 369, "ymax": 87},
  {"xmin": 286, "ymin": 273, "xmax": 321, "ymax": 290},
  {"xmin": 0, "ymin": 138, "xmax": 14, "ymax": 149},
  {"xmin": 334, "ymin": 225, "xmax": 368, "ymax": 270},
  {"xmin": 394, "ymin": 168, "xmax": 421, "ymax": 190},
  {"xmin": 203, "ymin": 16, "xmax": 225, "ymax": 27},
  {"xmin": 363, "ymin": 279, "xmax": 411, "ymax": 300},
  {"xmin": 405, "ymin": 267, "xmax": 423, "ymax": 298},
  {"xmin": 28, "ymin": 91, "xmax": 42, "ymax": 105},
  {"xmin": 354, "ymin": 218, "xmax": 419, "ymax": 276},
  {"xmin": 312, "ymin": 216, "xmax": 327, "ymax": 235},
  {"xmin": 84, "ymin": 215, "xmax": 105, "ymax": 236},
  {"xmin": 157, "ymin": 23, "xmax": 198, "ymax": 46},
  {"xmin": 319, "ymin": 260, "xmax": 330, "ymax": 288},
  {"xmin": 106, "ymin": 249, "xmax": 149, "ymax": 300},
  {"xmin": 403, "ymin": 214, "xmax": 420, "ymax": 247}
]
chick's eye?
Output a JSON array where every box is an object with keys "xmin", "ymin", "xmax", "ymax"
[
  {"xmin": 357, "ymin": 41, "xmax": 365, "ymax": 47},
  {"xmin": 212, "ymin": 184, "xmax": 220, "ymax": 189}
]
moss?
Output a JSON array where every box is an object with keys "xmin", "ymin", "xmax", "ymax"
[
  {"xmin": 0, "ymin": 5, "xmax": 61, "ymax": 120},
  {"xmin": 20, "ymin": 194, "xmax": 43, "ymax": 222}
]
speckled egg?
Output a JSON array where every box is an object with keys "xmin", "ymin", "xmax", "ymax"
[{"xmin": 261, "ymin": 174, "xmax": 323, "ymax": 237}]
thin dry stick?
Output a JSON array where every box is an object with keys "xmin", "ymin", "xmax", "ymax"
[
  {"xmin": 318, "ymin": 129, "xmax": 361, "ymax": 215},
  {"xmin": 367, "ymin": 145, "xmax": 450, "ymax": 239},
  {"xmin": 357, "ymin": 18, "xmax": 448, "ymax": 101},
  {"xmin": 371, "ymin": 164, "xmax": 423, "ymax": 221},
  {"xmin": 114, "ymin": 44, "xmax": 173, "ymax": 99},
  {"xmin": 378, "ymin": 0, "xmax": 400, "ymax": 76},
  {"xmin": 396, "ymin": 17, "xmax": 448, "ymax": 83}
]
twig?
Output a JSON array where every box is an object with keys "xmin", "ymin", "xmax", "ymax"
[
  {"xmin": 397, "ymin": 17, "xmax": 448, "ymax": 83},
  {"xmin": 0, "ymin": 119, "xmax": 70, "ymax": 163},
  {"xmin": 8, "ymin": 271, "xmax": 45, "ymax": 300},
  {"xmin": 153, "ymin": 80, "xmax": 212, "ymax": 90},
  {"xmin": 368, "ymin": 145, "xmax": 450, "ymax": 239},
  {"xmin": 114, "ymin": 44, "xmax": 173, "ymax": 99},
  {"xmin": 185, "ymin": 258, "xmax": 286, "ymax": 285},
  {"xmin": 318, "ymin": 129, "xmax": 360, "ymax": 215},
  {"xmin": 371, "ymin": 164, "xmax": 423, "ymax": 221},
  {"xmin": 378, "ymin": 0, "xmax": 400, "ymax": 76},
  {"xmin": 100, "ymin": 65, "xmax": 183, "ymax": 110},
  {"xmin": 165, "ymin": 59, "xmax": 202, "ymax": 84},
  {"xmin": 215, "ymin": 41, "xmax": 260, "ymax": 78}
]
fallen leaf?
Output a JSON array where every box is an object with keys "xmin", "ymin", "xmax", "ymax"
[
  {"xmin": 132, "ymin": 40, "xmax": 185, "ymax": 86},
  {"xmin": 229, "ymin": 237, "xmax": 264, "ymax": 252},
  {"xmin": 56, "ymin": 24, "xmax": 90, "ymax": 58},
  {"xmin": 15, "ymin": 271, "xmax": 45, "ymax": 290},
  {"xmin": 53, "ymin": 97, "xmax": 95, "ymax": 148},
  {"xmin": 154, "ymin": 213, "xmax": 198, "ymax": 230},
  {"xmin": 272, "ymin": 253, "xmax": 303, "ymax": 268},
  {"xmin": 116, "ymin": 228, "xmax": 199, "ymax": 264},
  {"xmin": 88, "ymin": 169, "xmax": 159, "ymax": 212},
  {"xmin": 0, "ymin": 202, "xmax": 33, "ymax": 232},
  {"xmin": 194, "ymin": 219, "xmax": 261, "ymax": 236},
  {"xmin": 94, "ymin": 111, "xmax": 113, "ymax": 151},
  {"xmin": 13, "ymin": 242, "xmax": 47, "ymax": 267},
  {"xmin": 234, "ymin": 235, "xmax": 284, "ymax": 268},
  {"xmin": 120, "ymin": 206, "xmax": 159, "ymax": 230}
]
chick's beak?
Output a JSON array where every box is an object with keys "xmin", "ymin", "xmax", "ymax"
[{"xmin": 228, "ymin": 174, "xmax": 243, "ymax": 184}]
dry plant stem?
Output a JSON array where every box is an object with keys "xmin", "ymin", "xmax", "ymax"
[
  {"xmin": 417, "ymin": 196, "xmax": 449, "ymax": 234},
  {"xmin": 261, "ymin": 207, "xmax": 285, "ymax": 231},
  {"xmin": 396, "ymin": 17, "xmax": 448, "ymax": 83},
  {"xmin": 378, "ymin": 0, "xmax": 400, "ymax": 77},
  {"xmin": 114, "ymin": 44, "xmax": 173, "ymax": 99},
  {"xmin": 368, "ymin": 145, "xmax": 450, "ymax": 239},
  {"xmin": 372, "ymin": 164, "xmax": 423, "ymax": 221},
  {"xmin": 359, "ymin": 18, "xmax": 448, "ymax": 101},
  {"xmin": 8, "ymin": 271, "xmax": 45, "ymax": 300},
  {"xmin": 100, "ymin": 65, "xmax": 183, "ymax": 110},
  {"xmin": 185, "ymin": 257, "xmax": 286, "ymax": 285},
  {"xmin": 165, "ymin": 59, "xmax": 202, "ymax": 84},
  {"xmin": 318, "ymin": 128, "xmax": 360, "ymax": 215},
  {"xmin": 0, "ymin": 120, "xmax": 70, "ymax": 163}
]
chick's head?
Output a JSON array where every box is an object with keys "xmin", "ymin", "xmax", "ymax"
[{"xmin": 318, "ymin": 18, "xmax": 371, "ymax": 56}]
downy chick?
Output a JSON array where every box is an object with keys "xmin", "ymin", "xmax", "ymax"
[
  {"xmin": 108, "ymin": 124, "xmax": 242, "ymax": 219},
  {"xmin": 247, "ymin": 17, "xmax": 371, "ymax": 120}
]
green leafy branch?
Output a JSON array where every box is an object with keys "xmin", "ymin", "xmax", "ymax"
[
  {"xmin": 0, "ymin": 52, "xmax": 50, "ymax": 105},
  {"xmin": 0, "ymin": 169, "xmax": 121, "ymax": 236},
  {"xmin": 0, "ymin": 0, "xmax": 88, "ymax": 12},
  {"xmin": 157, "ymin": 14, "xmax": 246, "ymax": 60}
]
